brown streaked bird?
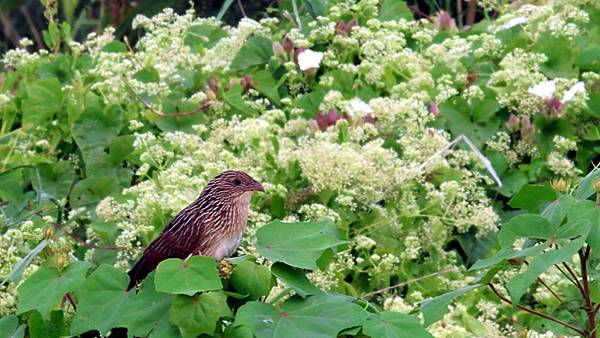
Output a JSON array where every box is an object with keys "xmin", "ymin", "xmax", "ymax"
[{"xmin": 127, "ymin": 170, "xmax": 264, "ymax": 290}]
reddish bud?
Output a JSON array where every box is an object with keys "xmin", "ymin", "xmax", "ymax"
[
  {"xmin": 327, "ymin": 108, "xmax": 340, "ymax": 125},
  {"xmin": 315, "ymin": 112, "xmax": 328, "ymax": 131},
  {"xmin": 433, "ymin": 11, "xmax": 457, "ymax": 32},
  {"xmin": 208, "ymin": 77, "xmax": 219, "ymax": 93},
  {"xmin": 467, "ymin": 72, "xmax": 478, "ymax": 85},
  {"xmin": 283, "ymin": 36, "xmax": 294, "ymax": 53},
  {"xmin": 506, "ymin": 113, "xmax": 520, "ymax": 132},
  {"xmin": 429, "ymin": 102, "xmax": 440, "ymax": 117},
  {"xmin": 272, "ymin": 41, "xmax": 285, "ymax": 57},
  {"xmin": 293, "ymin": 47, "xmax": 305, "ymax": 64},
  {"xmin": 549, "ymin": 96, "xmax": 563, "ymax": 118},
  {"xmin": 346, "ymin": 18, "xmax": 358, "ymax": 33},
  {"xmin": 521, "ymin": 115, "xmax": 536, "ymax": 140},
  {"xmin": 241, "ymin": 75, "xmax": 253, "ymax": 93},
  {"xmin": 363, "ymin": 113, "xmax": 376, "ymax": 124},
  {"xmin": 335, "ymin": 20, "xmax": 348, "ymax": 36}
]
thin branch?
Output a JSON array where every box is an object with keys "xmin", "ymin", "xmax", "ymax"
[
  {"xmin": 407, "ymin": 3, "xmax": 433, "ymax": 22},
  {"xmin": 65, "ymin": 293, "xmax": 77, "ymax": 310},
  {"xmin": 466, "ymin": 0, "xmax": 478, "ymax": 26},
  {"xmin": 563, "ymin": 262, "xmax": 585, "ymax": 293},
  {"xmin": 537, "ymin": 276, "xmax": 564, "ymax": 304},
  {"xmin": 456, "ymin": 0, "xmax": 463, "ymax": 29},
  {"xmin": 579, "ymin": 246, "xmax": 596, "ymax": 338},
  {"xmin": 364, "ymin": 269, "xmax": 454, "ymax": 298},
  {"xmin": 20, "ymin": 5, "xmax": 44, "ymax": 49},
  {"xmin": 125, "ymin": 81, "xmax": 210, "ymax": 118},
  {"xmin": 0, "ymin": 14, "xmax": 21, "ymax": 47},
  {"xmin": 488, "ymin": 284, "xmax": 586, "ymax": 337},
  {"xmin": 236, "ymin": 0, "xmax": 247, "ymax": 17},
  {"xmin": 555, "ymin": 264, "xmax": 580, "ymax": 289}
]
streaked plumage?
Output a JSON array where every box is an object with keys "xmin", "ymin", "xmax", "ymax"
[{"xmin": 127, "ymin": 170, "xmax": 264, "ymax": 290}]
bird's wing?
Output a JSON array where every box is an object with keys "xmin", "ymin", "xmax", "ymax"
[{"xmin": 127, "ymin": 227, "xmax": 198, "ymax": 290}]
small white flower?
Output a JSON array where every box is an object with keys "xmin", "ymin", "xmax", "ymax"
[
  {"xmin": 528, "ymin": 80, "xmax": 555, "ymax": 99},
  {"xmin": 497, "ymin": 17, "xmax": 527, "ymax": 30},
  {"xmin": 561, "ymin": 81, "xmax": 585, "ymax": 103},
  {"xmin": 348, "ymin": 98, "xmax": 373, "ymax": 117},
  {"xmin": 297, "ymin": 49, "xmax": 324, "ymax": 71}
]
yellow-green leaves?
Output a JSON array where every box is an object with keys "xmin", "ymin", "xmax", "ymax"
[
  {"xmin": 230, "ymin": 261, "xmax": 273, "ymax": 300},
  {"xmin": 169, "ymin": 292, "xmax": 232, "ymax": 338},
  {"xmin": 154, "ymin": 256, "xmax": 222, "ymax": 296}
]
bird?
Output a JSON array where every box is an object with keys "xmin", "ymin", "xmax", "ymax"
[{"xmin": 127, "ymin": 170, "xmax": 264, "ymax": 290}]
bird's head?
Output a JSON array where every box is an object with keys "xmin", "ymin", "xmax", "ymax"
[{"xmin": 205, "ymin": 170, "xmax": 264, "ymax": 199}]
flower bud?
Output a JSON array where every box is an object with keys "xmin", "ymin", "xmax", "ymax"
[
  {"xmin": 593, "ymin": 179, "xmax": 600, "ymax": 193},
  {"xmin": 433, "ymin": 11, "xmax": 457, "ymax": 32},
  {"xmin": 549, "ymin": 96, "xmax": 562, "ymax": 118},
  {"xmin": 521, "ymin": 115, "xmax": 536, "ymax": 140},
  {"xmin": 335, "ymin": 20, "xmax": 347, "ymax": 36},
  {"xmin": 208, "ymin": 77, "xmax": 219, "ymax": 93},
  {"xmin": 207, "ymin": 90, "xmax": 217, "ymax": 101},
  {"xmin": 506, "ymin": 114, "xmax": 520, "ymax": 132},
  {"xmin": 551, "ymin": 178, "xmax": 569, "ymax": 193},
  {"xmin": 240, "ymin": 75, "xmax": 253, "ymax": 93},
  {"xmin": 283, "ymin": 36, "xmax": 294, "ymax": 53},
  {"xmin": 429, "ymin": 102, "xmax": 440, "ymax": 117},
  {"xmin": 346, "ymin": 18, "xmax": 358, "ymax": 33},
  {"xmin": 44, "ymin": 226, "xmax": 55, "ymax": 239},
  {"xmin": 272, "ymin": 41, "xmax": 285, "ymax": 57},
  {"xmin": 293, "ymin": 47, "xmax": 305, "ymax": 64}
]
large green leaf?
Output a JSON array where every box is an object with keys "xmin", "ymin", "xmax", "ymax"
[
  {"xmin": 508, "ymin": 184, "xmax": 557, "ymax": 213},
  {"xmin": 469, "ymin": 242, "xmax": 551, "ymax": 271},
  {"xmin": 27, "ymin": 310, "xmax": 66, "ymax": 338},
  {"xmin": 70, "ymin": 265, "xmax": 130, "ymax": 336},
  {"xmin": 230, "ymin": 261, "xmax": 273, "ymax": 300},
  {"xmin": 17, "ymin": 261, "xmax": 91, "ymax": 319},
  {"xmin": 222, "ymin": 84, "xmax": 259, "ymax": 117},
  {"xmin": 234, "ymin": 294, "xmax": 368, "ymax": 338},
  {"xmin": 154, "ymin": 256, "xmax": 222, "ymax": 296},
  {"xmin": 169, "ymin": 292, "xmax": 232, "ymax": 338},
  {"xmin": 0, "ymin": 315, "xmax": 24, "ymax": 338},
  {"xmin": 230, "ymin": 36, "xmax": 273, "ymax": 71},
  {"xmin": 419, "ymin": 284, "xmax": 482, "ymax": 326},
  {"xmin": 575, "ymin": 167, "xmax": 600, "ymax": 199},
  {"xmin": 378, "ymin": 0, "xmax": 413, "ymax": 21},
  {"xmin": 120, "ymin": 273, "xmax": 180, "ymax": 338},
  {"xmin": 22, "ymin": 78, "xmax": 63, "ymax": 126},
  {"xmin": 256, "ymin": 219, "xmax": 348, "ymax": 270},
  {"xmin": 251, "ymin": 70, "xmax": 281, "ymax": 104},
  {"xmin": 498, "ymin": 214, "xmax": 556, "ymax": 247},
  {"xmin": 567, "ymin": 200, "xmax": 600, "ymax": 258},
  {"xmin": 363, "ymin": 312, "xmax": 433, "ymax": 338},
  {"xmin": 507, "ymin": 235, "xmax": 588, "ymax": 303},
  {"xmin": 541, "ymin": 195, "xmax": 576, "ymax": 227},
  {"xmin": 5, "ymin": 240, "xmax": 48, "ymax": 284},
  {"xmin": 270, "ymin": 262, "xmax": 322, "ymax": 297},
  {"xmin": 184, "ymin": 24, "xmax": 227, "ymax": 50}
]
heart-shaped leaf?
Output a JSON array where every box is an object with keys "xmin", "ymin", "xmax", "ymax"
[{"xmin": 154, "ymin": 256, "xmax": 222, "ymax": 296}]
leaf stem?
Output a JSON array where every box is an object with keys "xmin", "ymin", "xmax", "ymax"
[
  {"xmin": 579, "ymin": 246, "xmax": 596, "ymax": 338},
  {"xmin": 487, "ymin": 284, "xmax": 586, "ymax": 337},
  {"xmin": 267, "ymin": 287, "xmax": 291, "ymax": 305}
]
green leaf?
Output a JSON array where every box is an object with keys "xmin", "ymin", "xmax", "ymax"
[
  {"xmin": 363, "ymin": 312, "xmax": 433, "ymax": 338},
  {"xmin": 230, "ymin": 261, "xmax": 273, "ymax": 300},
  {"xmin": 498, "ymin": 214, "xmax": 556, "ymax": 247},
  {"xmin": 469, "ymin": 242, "xmax": 550, "ymax": 271},
  {"xmin": 497, "ymin": 170, "xmax": 528, "ymax": 197},
  {"xmin": 378, "ymin": 0, "xmax": 413, "ymax": 21},
  {"xmin": 419, "ymin": 284, "xmax": 482, "ymax": 326},
  {"xmin": 567, "ymin": 200, "xmax": 600, "ymax": 258},
  {"xmin": 0, "ymin": 169, "xmax": 24, "ymax": 203},
  {"xmin": 256, "ymin": 219, "xmax": 348, "ymax": 270},
  {"xmin": 234, "ymin": 294, "xmax": 368, "ymax": 338},
  {"xmin": 22, "ymin": 78, "xmax": 63, "ymax": 126},
  {"xmin": 154, "ymin": 256, "xmax": 222, "ymax": 296},
  {"xmin": 507, "ymin": 235, "xmax": 587, "ymax": 303},
  {"xmin": 101, "ymin": 41, "xmax": 128, "ymax": 53},
  {"xmin": 541, "ymin": 194, "xmax": 576, "ymax": 227},
  {"xmin": 169, "ymin": 292, "xmax": 232, "ymax": 338},
  {"xmin": 222, "ymin": 84, "xmax": 259, "ymax": 117},
  {"xmin": 70, "ymin": 265, "xmax": 130, "ymax": 336},
  {"xmin": 5, "ymin": 240, "xmax": 48, "ymax": 284},
  {"xmin": 28, "ymin": 310, "xmax": 66, "ymax": 338},
  {"xmin": 230, "ymin": 36, "xmax": 273, "ymax": 71},
  {"xmin": 508, "ymin": 184, "xmax": 557, "ymax": 213},
  {"xmin": 121, "ymin": 273, "xmax": 180, "ymax": 338},
  {"xmin": 135, "ymin": 67, "xmax": 160, "ymax": 83},
  {"xmin": 251, "ymin": 70, "xmax": 281, "ymax": 104},
  {"xmin": 185, "ymin": 24, "xmax": 227, "ymax": 49},
  {"xmin": 271, "ymin": 262, "xmax": 322, "ymax": 297},
  {"xmin": 17, "ymin": 261, "xmax": 91, "ymax": 319},
  {"xmin": 0, "ymin": 316, "xmax": 19, "ymax": 338},
  {"xmin": 575, "ymin": 167, "xmax": 600, "ymax": 199}
]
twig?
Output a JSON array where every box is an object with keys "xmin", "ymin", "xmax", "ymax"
[
  {"xmin": 488, "ymin": 284, "xmax": 586, "ymax": 337},
  {"xmin": 554, "ymin": 264, "xmax": 580, "ymax": 289},
  {"xmin": 563, "ymin": 262, "xmax": 585, "ymax": 294},
  {"xmin": 20, "ymin": 5, "xmax": 44, "ymax": 49},
  {"xmin": 456, "ymin": 0, "xmax": 463, "ymax": 29},
  {"xmin": 579, "ymin": 246, "xmax": 596, "ymax": 338},
  {"xmin": 62, "ymin": 227, "xmax": 126, "ymax": 251},
  {"xmin": 364, "ymin": 269, "xmax": 453, "ymax": 298},
  {"xmin": 236, "ymin": 0, "xmax": 247, "ymax": 17},
  {"xmin": 407, "ymin": 3, "xmax": 432, "ymax": 22},
  {"xmin": 65, "ymin": 293, "xmax": 77, "ymax": 310},
  {"xmin": 0, "ymin": 14, "xmax": 21, "ymax": 47},
  {"xmin": 125, "ymin": 81, "xmax": 210, "ymax": 118},
  {"xmin": 524, "ymin": 260, "xmax": 563, "ymax": 303},
  {"xmin": 466, "ymin": 0, "xmax": 478, "ymax": 26}
]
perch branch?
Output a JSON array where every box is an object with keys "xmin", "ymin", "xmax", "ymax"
[{"xmin": 364, "ymin": 269, "xmax": 454, "ymax": 298}]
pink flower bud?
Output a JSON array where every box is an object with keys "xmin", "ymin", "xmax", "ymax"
[
  {"xmin": 315, "ymin": 112, "xmax": 328, "ymax": 131},
  {"xmin": 272, "ymin": 41, "xmax": 285, "ymax": 57},
  {"xmin": 549, "ymin": 96, "xmax": 563, "ymax": 118},
  {"xmin": 429, "ymin": 102, "xmax": 440, "ymax": 117},
  {"xmin": 335, "ymin": 20, "xmax": 348, "ymax": 36},
  {"xmin": 241, "ymin": 75, "xmax": 253, "ymax": 93},
  {"xmin": 327, "ymin": 108, "xmax": 340, "ymax": 125},
  {"xmin": 293, "ymin": 47, "xmax": 305, "ymax": 64},
  {"xmin": 433, "ymin": 11, "xmax": 457, "ymax": 32},
  {"xmin": 521, "ymin": 115, "xmax": 536, "ymax": 140},
  {"xmin": 283, "ymin": 36, "xmax": 294, "ymax": 53},
  {"xmin": 506, "ymin": 114, "xmax": 520, "ymax": 132},
  {"xmin": 346, "ymin": 18, "xmax": 358, "ymax": 34},
  {"xmin": 363, "ymin": 113, "xmax": 376, "ymax": 124},
  {"xmin": 208, "ymin": 77, "xmax": 219, "ymax": 93}
]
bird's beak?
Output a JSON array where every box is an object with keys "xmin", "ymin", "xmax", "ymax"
[{"xmin": 251, "ymin": 181, "xmax": 265, "ymax": 192}]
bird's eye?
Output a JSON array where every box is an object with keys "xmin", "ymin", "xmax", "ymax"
[{"xmin": 232, "ymin": 178, "xmax": 242, "ymax": 186}]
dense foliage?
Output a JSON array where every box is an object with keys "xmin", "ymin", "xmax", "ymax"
[{"xmin": 0, "ymin": 0, "xmax": 599, "ymax": 337}]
